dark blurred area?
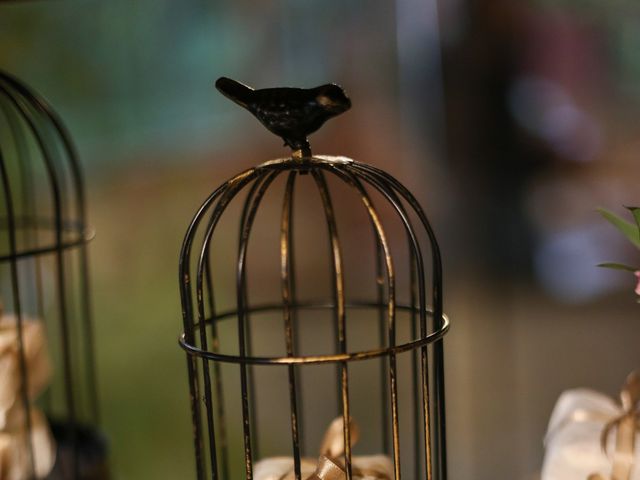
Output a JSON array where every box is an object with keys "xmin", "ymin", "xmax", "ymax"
[{"xmin": 1, "ymin": 1, "xmax": 639, "ymax": 479}]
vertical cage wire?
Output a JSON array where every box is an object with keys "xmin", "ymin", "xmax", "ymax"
[
  {"xmin": 179, "ymin": 156, "xmax": 449, "ymax": 480},
  {"xmin": 0, "ymin": 70, "xmax": 107, "ymax": 479}
]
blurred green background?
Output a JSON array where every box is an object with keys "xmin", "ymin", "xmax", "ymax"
[{"xmin": 1, "ymin": 0, "xmax": 640, "ymax": 479}]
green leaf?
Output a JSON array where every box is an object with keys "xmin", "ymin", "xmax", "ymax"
[
  {"xmin": 597, "ymin": 207, "xmax": 640, "ymax": 248},
  {"xmin": 625, "ymin": 206, "xmax": 640, "ymax": 239},
  {"xmin": 597, "ymin": 262, "xmax": 638, "ymax": 272}
]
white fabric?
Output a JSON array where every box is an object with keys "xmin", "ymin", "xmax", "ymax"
[
  {"xmin": 254, "ymin": 455, "xmax": 393, "ymax": 480},
  {"xmin": 254, "ymin": 456, "xmax": 318, "ymax": 480},
  {"xmin": 541, "ymin": 388, "xmax": 640, "ymax": 480},
  {"xmin": 254, "ymin": 416, "xmax": 393, "ymax": 479}
]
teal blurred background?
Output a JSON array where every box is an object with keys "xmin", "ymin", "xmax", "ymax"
[{"xmin": 1, "ymin": 1, "xmax": 640, "ymax": 479}]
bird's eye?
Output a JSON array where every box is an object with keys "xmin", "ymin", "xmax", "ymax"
[{"xmin": 315, "ymin": 94, "xmax": 333, "ymax": 107}]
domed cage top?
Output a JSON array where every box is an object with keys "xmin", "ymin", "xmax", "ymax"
[
  {"xmin": 0, "ymin": 70, "xmax": 106, "ymax": 479},
  {"xmin": 179, "ymin": 155, "xmax": 449, "ymax": 480}
]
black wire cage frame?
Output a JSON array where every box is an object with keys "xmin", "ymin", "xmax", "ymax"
[
  {"xmin": 0, "ymin": 70, "xmax": 107, "ymax": 479},
  {"xmin": 179, "ymin": 154, "xmax": 449, "ymax": 480}
]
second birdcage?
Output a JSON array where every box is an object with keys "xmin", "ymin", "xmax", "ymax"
[{"xmin": 0, "ymin": 70, "xmax": 108, "ymax": 479}]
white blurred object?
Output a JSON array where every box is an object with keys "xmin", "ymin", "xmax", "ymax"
[
  {"xmin": 533, "ymin": 224, "xmax": 624, "ymax": 303},
  {"xmin": 542, "ymin": 375, "xmax": 640, "ymax": 480},
  {"xmin": 254, "ymin": 417, "xmax": 393, "ymax": 480},
  {"xmin": 0, "ymin": 310, "xmax": 56, "ymax": 479},
  {"xmin": 509, "ymin": 75, "xmax": 602, "ymax": 163}
]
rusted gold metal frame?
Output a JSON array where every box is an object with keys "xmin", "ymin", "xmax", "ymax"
[{"xmin": 179, "ymin": 156, "xmax": 449, "ymax": 480}]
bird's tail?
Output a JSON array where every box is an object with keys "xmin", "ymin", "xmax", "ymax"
[{"xmin": 215, "ymin": 77, "xmax": 254, "ymax": 108}]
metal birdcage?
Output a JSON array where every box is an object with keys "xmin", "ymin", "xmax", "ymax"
[
  {"xmin": 0, "ymin": 70, "xmax": 107, "ymax": 479},
  {"xmin": 179, "ymin": 79, "xmax": 449, "ymax": 480}
]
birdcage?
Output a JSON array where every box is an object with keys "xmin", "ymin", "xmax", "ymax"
[
  {"xmin": 0, "ymin": 70, "xmax": 107, "ymax": 479},
  {"xmin": 179, "ymin": 80, "xmax": 449, "ymax": 480}
]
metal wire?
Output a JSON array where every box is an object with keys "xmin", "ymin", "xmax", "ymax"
[
  {"xmin": 312, "ymin": 168, "xmax": 353, "ymax": 479},
  {"xmin": 0, "ymin": 70, "xmax": 104, "ymax": 479},
  {"xmin": 0, "ymin": 144, "xmax": 36, "ymax": 476},
  {"xmin": 352, "ymin": 162, "xmax": 448, "ymax": 479},
  {"xmin": 281, "ymin": 171, "xmax": 303, "ymax": 480},
  {"xmin": 346, "ymin": 163, "xmax": 434, "ymax": 478},
  {"xmin": 179, "ymin": 155, "xmax": 449, "ymax": 480}
]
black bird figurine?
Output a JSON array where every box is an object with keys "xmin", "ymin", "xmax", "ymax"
[{"xmin": 215, "ymin": 77, "xmax": 351, "ymax": 155}]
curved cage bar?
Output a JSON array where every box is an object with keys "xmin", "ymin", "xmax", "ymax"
[
  {"xmin": 0, "ymin": 70, "xmax": 107, "ymax": 479},
  {"xmin": 179, "ymin": 156, "xmax": 448, "ymax": 480}
]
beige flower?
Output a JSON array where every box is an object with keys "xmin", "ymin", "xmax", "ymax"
[
  {"xmin": 0, "ymin": 408, "xmax": 56, "ymax": 480},
  {"xmin": 0, "ymin": 314, "xmax": 52, "ymax": 430},
  {"xmin": 0, "ymin": 311, "xmax": 56, "ymax": 479}
]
